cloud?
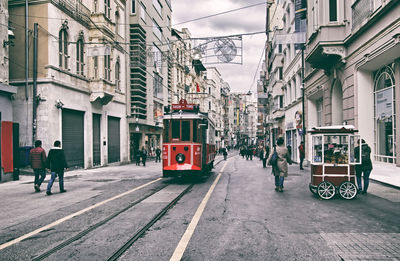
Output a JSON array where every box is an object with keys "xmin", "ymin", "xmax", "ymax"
[{"xmin": 172, "ymin": 0, "xmax": 266, "ymax": 93}]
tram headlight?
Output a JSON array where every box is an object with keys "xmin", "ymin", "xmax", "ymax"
[{"xmin": 176, "ymin": 153, "xmax": 185, "ymax": 163}]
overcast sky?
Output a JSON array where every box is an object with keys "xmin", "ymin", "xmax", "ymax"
[{"xmin": 171, "ymin": 0, "xmax": 267, "ymax": 94}]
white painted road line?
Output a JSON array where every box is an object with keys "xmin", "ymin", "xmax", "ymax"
[
  {"xmin": 0, "ymin": 178, "xmax": 162, "ymax": 251},
  {"xmin": 170, "ymin": 160, "xmax": 229, "ymax": 261}
]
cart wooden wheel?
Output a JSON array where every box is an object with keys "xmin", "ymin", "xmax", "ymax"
[
  {"xmin": 309, "ymin": 184, "xmax": 317, "ymax": 195},
  {"xmin": 338, "ymin": 181, "xmax": 357, "ymax": 200},
  {"xmin": 317, "ymin": 181, "xmax": 336, "ymax": 200}
]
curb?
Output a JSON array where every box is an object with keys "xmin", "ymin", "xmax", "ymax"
[{"xmin": 370, "ymin": 178, "xmax": 400, "ymax": 190}]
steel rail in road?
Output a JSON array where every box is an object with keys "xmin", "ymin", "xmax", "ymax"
[
  {"xmin": 31, "ymin": 182, "xmax": 169, "ymax": 261},
  {"xmin": 0, "ymin": 178, "xmax": 163, "ymax": 252},
  {"xmin": 107, "ymin": 184, "xmax": 195, "ymax": 261}
]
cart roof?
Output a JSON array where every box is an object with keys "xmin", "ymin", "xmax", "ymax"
[{"xmin": 309, "ymin": 125, "xmax": 358, "ymax": 134}]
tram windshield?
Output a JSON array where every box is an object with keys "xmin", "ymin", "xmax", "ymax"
[{"xmin": 163, "ymin": 119, "xmax": 201, "ymax": 143}]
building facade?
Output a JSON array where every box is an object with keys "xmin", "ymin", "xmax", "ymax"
[
  {"xmin": 128, "ymin": 0, "xmax": 172, "ymax": 158},
  {"xmin": 9, "ymin": 0, "xmax": 129, "ymax": 168},
  {"xmin": 304, "ymin": 0, "xmax": 400, "ymax": 173}
]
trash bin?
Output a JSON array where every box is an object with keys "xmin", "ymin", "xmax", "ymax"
[{"xmin": 19, "ymin": 146, "xmax": 33, "ymax": 167}]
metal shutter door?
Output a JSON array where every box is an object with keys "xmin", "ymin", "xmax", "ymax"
[
  {"xmin": 62, "ymin": 109, "xmax": 84, "ymax": 168},
  {"xmin": 108, "ymin": 116, "xmax": 120, "ymax": 163},
  {"xmin": 93, "ymin": 114, "xmax": 101, "ymax": 166}
]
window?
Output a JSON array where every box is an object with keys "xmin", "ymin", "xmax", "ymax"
[
  {"xmin": 153, "ymin": 44, "xmax": 162, "ymax": 73},
  {"xmin": 153, "ymin": 0, "xmax": 162, "ymax": 16},
  {"xmin": 59, "ymin": 28, "xmax": 68, "ymax": 69},
  {"xmin": 131, "ymin": 0, "xmax": 136, "ymax": 14},
  {"xmin": 153, "ymin": 72, "xmax": 163, "ymax": 99},
  {"xmin": 115, "ymin": 58, "xmax": 120, "ymax": 90},
  {"xmin": 182, "ymin": 121, "xmax": 190, "ymax": 141},
  {"xmin": 76, "ymin": 38, "xmax": 84, "ymax": 75},
  {"xmin": 105, "ymin": 0, "xmax": 111, "ymax": 19},
  {"xmin": 172, "ymin": 120, "xmax": 180, "ymax": 139},
  {"xmin": 153, "ymin": 19, "xmax": 162, "ymax": 41},
  {"xmin": 115, "ymin": 11, "xmax": 119, "ymax": 35},
  {"xmin": 104, "ymin": 55, "xmax": 111, "ymax": 81},
  {"xmin": 278, "ymin": 68, "xmax": 283, "ymax": 80},
  {"xmin": 329, "ymin": 0, "xmax": 337, "ymax": 22},
  {"xmin": 317, "ymin": 98, "xmax": 323, "ymax": 127},
  {"xmin": 94, "ymin": 56, "xmax": 98, "ymax": 78},
  {"xmin": 140, "ymin": 3, "xmax": 146, "ymax": 22},
  {"xmin": 374, "ymin": 64, "xmax": 396, "ymax": 164}
]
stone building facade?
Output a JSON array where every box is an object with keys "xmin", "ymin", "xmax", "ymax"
[
  {"xmin": 9, "ymin": 0, "xmax": 129, "ymax": 168},
  {"xmin": 304, "ymin": 0, "xmax": 400, "ymax": 173}
]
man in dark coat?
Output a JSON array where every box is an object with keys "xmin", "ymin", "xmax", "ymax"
[
  {"xmin": 141, "ymin": 146, "xmax": 148, "ymax": 166},
  {"xmin": 354, "ymin": 139, "xmax": 373, "ymax": 194},
  {"xmin": 155, "ymin": 147, "xmax": 162, "ymax": 163},
  {"xmin": 29, "ymin": 140, "xmax": 47, "ymax": 192},
  {"xmin": 46, "ymin": 140, "xmax": 69, "ymax": 195}
]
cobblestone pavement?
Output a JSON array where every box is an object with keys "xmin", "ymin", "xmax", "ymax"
[{"xmin": 320, "ymin": 233, "xmax": 400, "ymax": 260}]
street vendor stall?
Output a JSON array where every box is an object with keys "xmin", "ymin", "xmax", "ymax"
[{"xmin": 309, "ymin": 125, "xmax": 361, "ymax": 200}]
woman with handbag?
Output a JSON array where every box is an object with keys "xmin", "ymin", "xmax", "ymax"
[{"xmin": 267, "ymin": 137, "xmax": 292, "ymax": 192}]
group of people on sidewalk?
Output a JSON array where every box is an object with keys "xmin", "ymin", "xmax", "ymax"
[
  {"xmin": 246, "ymin": 137, "xmax": 372, "ymax": 194},
  {"xmin": 29, "ymin": 140, "xmax": 69, "ymax": 195},
  {"xmin": 135, "ymin": 147, "xmax": 162, "ymax": 166}
]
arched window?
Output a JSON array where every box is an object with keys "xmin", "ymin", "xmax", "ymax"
[
  {"xmin": 59, "ymin": 28, "xmax": 68, "ymax": 69},
  {"xmin": 374, "ymin": 63, "xmax": 396, "ymax": 164},
  {"xmin": 76, "ymin": 34, "xmax": 84, "ymax": 75},
  {"xmin": 115, "ymin": 57, "xmax": 120, "ymax": 90}
]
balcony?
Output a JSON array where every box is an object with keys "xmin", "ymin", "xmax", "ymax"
[
  {"xmin": 51, "ymin": 0, "xmax": 91, "ymax": 26},
  {"xmin": 306, "ymin": 24, "xmax": 347, "ymax": 71},
  {"xmin": 90, "ymin": 80, "xmax": 115, "ymax": 105}
]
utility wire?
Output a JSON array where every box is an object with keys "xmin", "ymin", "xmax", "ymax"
[{"xmin": 172, "ymin": 2, "xmax": 267, "ymax": 26}]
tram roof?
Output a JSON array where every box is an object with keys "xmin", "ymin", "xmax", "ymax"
[
  {"xmin": 163, "ymin": 111, "xmax": 208, "ymax": 120},
  {"xmin": 309, "ymin": 125, "xmax": 358, "ymax": 134}
]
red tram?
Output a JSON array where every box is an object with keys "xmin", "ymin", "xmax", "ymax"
[{"xmin": 162, "ymin": 99, "xmax": 216, "ymax": 178}]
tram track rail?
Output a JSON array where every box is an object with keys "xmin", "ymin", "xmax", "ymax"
[
  {"xmin": 107, "ymin": 184, "xmax": 194, "ymax": 261},
  {"xmin": 31, "ymin": 183, "xmax": 170, "ymax": 261}
]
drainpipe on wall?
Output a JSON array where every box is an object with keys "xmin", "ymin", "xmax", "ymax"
[{"xmin": 32, "ymin": 23, "xmax": 38, "ymax": 144}]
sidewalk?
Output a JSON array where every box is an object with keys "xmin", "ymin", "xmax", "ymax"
[{"xmin": 369, "ymin": 162, "xmax": 400, "ymax": 189}]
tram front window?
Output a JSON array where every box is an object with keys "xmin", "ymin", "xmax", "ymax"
[
  {"xmin": 182, "ymin": 121, "xmax": 190, "ymax": 141},
  {"xmin": 172, "ymin": 120, "xmax": 180, "ymax": 140}
]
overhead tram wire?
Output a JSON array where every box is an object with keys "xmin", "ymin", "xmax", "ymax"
[
  {"xmin": 9, "ymin": 1, "xmax": 267, "ymax": 29},
  {"xmin": 172, "ymin": 1, "xmax": 267, "ymax": 26},
  {"xmin": 248, "ymin": 41, "xmax": 266, "ymax": 94}
]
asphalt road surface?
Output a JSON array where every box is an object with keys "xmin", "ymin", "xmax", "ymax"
[{"xmin": 0, "ymin": 153, "xmax": 399, "ymax": 260}]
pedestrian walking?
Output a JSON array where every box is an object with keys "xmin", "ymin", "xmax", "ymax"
[
  {"xmin": 141, "ymin": 146, "xmax": 148, "ymax": 166},
  {"xmin": 267, "ymin": 137, "xmax": 292, "ymax": 192},
  {"xmin": 155, "ymin": 147, "xmax": 162, "ymax": 163},
  {"xmin": 222, "ymin": 147, "xmax": 228, "ymax": 160},
  {"xmin": 354, "ymin": 139, "xmax": 373, "ymax": 194},
  {"xmin": 298, "ymin": 141, "xmax": 305, "ymax": 170},
  {"xmin": 46, "ymin": 140, "xmax": 69, "ymax": 195},
  {"xmin": 29, "ymin": 140, "xmax": 47, "ymax": 192},
  {"xmin": 135, "ymin": 148, "xmax": 141, "ymax": 166},
  {"xmin": 262, "ymin": 145, "xmax": 270, "ymax": 168}
]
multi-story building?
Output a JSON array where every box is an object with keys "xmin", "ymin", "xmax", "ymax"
[
  {"xmin": 0, "ymin": 0, "xmax": 18, "ymax": 182},
  {"xmin": 9, "ymin": 0, "xmax": 129, "ymax": 168},
  {"xmin": 281, "ymin": 0, "xmax": 307, "ymax": 162},
  {"xmin": 304, "ymin": 0, "xmax": 400, "ymax": 173},
  {"xmin": 221, "ymin": 81, "xmax": 232, "ymax": 148},
  {"xmin": 128, "ymin": 0, "xmax": 172, "ymax": 158},
  {"xmin": 0, "ymin": 0, "xmax": 17, "ymax": 123},
  {"xmin": 205, "ymin": 67, "xmax": 224, "ymax": 150}
]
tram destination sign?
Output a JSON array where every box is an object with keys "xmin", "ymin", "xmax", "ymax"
[{"xmin": 172, "ymin": 99, "xmax": 196, "ymax": 111}]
